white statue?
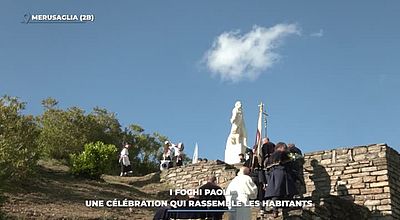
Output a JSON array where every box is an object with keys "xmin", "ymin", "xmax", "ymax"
[
  {"xmin": 228, "ymin": 101, "xmax": 248, "ymax": 146},
  {"xmin": 225, "ymin": 101, "xmax": 248, "ymax": 164}
]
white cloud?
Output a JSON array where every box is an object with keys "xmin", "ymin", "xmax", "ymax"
[
  {"xmin": 203, "ymin": 24, "xmax": 300, "ymax": 82},
  {"xmin": 310, "ymin": 29, "xmax": 324, "ymax": 37}
]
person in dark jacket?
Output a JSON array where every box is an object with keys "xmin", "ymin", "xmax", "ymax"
[
  {"xmin": 198, "ymin": 176, "xmax": 226, "ymax": 220},
  {"xmin": 153, "ymin": 206, "xmax": 171, "ymax": 220},
  {"xmin": 288, "ymin": 143, "xmax": 302, "ymax": 155},
  {"xmin": 265, "ymin": 142, "xmax": 298, "ymax": 216},
  {"xmin": 248, "ymin": 144, "xmax": 267, "ymax": 215},
  {"xmin": 287, "ymin": 143, "xmax": 305, "ymax": 197},
  {"xmin": 261, "ymin": 137, "xmax": 275, "ymax": 168},
  {"xmin": 153, "ymin": 195, "xmax": 188, "ymax": 220}
]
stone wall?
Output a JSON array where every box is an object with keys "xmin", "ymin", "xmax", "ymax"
[
  {"xmin": 384, "ymin": 146, "xmax": 400, "ymax": 218},
  {"xmin": 160, "ymin": 143, "xmax": 400, "ymax": 219},
  {"xmin": 160, "ymin": 160, "xmax": 238, "ymax": 189},
  {"xmin": 302, "ymin": 143, "xmax": 399, "ymax": 219}
]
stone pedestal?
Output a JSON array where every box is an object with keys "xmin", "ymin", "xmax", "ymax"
[{"xmin": 224, "ymin": 143, "xmax": 246, "ymax": 164}]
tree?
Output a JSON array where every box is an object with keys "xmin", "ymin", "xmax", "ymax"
[
  {"xmin": 38, "ymin": 102, "xmax": 94, "ymax": 160},
  {"xmin": 0, "ymin": 96, "xmax": 40, "ymax": 181},
  {"xmin": 41, "ymin": 97, "xmax": 58, "ymax": 110},
  {"xmin": 38, "ymin": 99, "xmax": 124, "ymax": 160},
  {"xmin": 88, "ymin": 107, "xmax": 123, "ymax": 147},
  {"xmin": 38, "ymin": 98, "xmax": 169, "ymax": 176}
]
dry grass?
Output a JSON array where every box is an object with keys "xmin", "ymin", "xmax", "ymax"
[{"xmin": 0, "ymin": 160, "xmax": 169, "ymax": 220}]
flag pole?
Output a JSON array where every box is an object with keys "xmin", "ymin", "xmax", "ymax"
[
  {"xmin": 257, "ymin": 102, "xmax": 264, "ymax": 167},
  {"xmin": 251, "ymin": 102, "xmax": 264, "ymax": 170},
  {"xmin": 263, "ymin": 106, "xmax": 268, "ymax": 138}
]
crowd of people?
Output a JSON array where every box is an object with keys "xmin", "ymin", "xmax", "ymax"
[
  {"xmin": 237, "ymin": 138, "xmax": 304, "ymax": 218},
  {"xmin": 119, "ymin": 137, "xmax": 303, "ymax": 219},
  {"xmin": 153, "ymin": 138, "xmax": 304, "ymax": 220},
  {"xmin": 118, "ymin": 140, "xmax": 187, "ymax": 176},
  {"xmin": 223, "ymin": 139, "xmax": 304, "ymax": 219},
  {"xmin": 160, "ymin": 141, "xmax": 186, "ymax": 171}
]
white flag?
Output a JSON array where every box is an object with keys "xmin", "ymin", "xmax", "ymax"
[
  {"xmin": 192, "ymin": 143, "xmax": 199, "ymax": 164},
  {"xmin": 255, "ymin": 103, "xmax": 263, "ymax": 166}
]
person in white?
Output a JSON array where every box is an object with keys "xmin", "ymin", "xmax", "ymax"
[
  {"xmin": 174, "ymin": 142, "xmax": 184, "ymax": 166},
  {"xmin": 162, "ymin": 141, "xmax": 173, "ymax": 160},
  {"xmin": 225, "ymin": 166, "xmax": 257, "ymax": 220},
  {"xmin": 119, "ymin": 143, "xmax": 133, "ymax": 176},
  {"xmin": 160, "ymin": 141, "xmax": 174, "ymax": 171}
]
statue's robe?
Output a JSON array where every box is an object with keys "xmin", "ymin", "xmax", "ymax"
[
  {"xmin": 225, "ymin": 107, "xmax": 248, "ymax": 164},
  {"xmin": 225, "ymin": 173, "xmax": 257, "ymax": 220},
  {"xmin": 229, "ymin": 108, "xmax": 247, "ymax": 146}
]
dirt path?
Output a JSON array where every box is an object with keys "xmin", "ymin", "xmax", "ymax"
[{"xmin": 0, "ymin": 160, "xmax": 168, "ymax": 220}]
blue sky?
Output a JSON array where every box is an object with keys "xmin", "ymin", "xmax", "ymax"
[{"xmin": 1, "ymin": 1, "xmax": 400, "ymax": 160}]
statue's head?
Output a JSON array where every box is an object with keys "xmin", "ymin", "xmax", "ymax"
[{"xmin": 235, "ymin": 101, "xmax": 242, "ymax": 109}]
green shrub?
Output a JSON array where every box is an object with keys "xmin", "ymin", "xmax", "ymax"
[{"xmin": 70, "ymin": 142, "xmax": 117, "ymax": 179}]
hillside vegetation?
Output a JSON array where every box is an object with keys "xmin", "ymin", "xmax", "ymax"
[{"xmin": 0, "ymin": 159, "xmax": 169, "ymax": 219}]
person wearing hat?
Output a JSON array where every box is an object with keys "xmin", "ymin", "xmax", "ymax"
[{"xmin": 119, "ymin": 143, "xmax": 133, "ymax": 176}]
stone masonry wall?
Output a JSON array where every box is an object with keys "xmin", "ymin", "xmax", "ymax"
[
  {"xmin": 303, "ymin": 143, "xmax": 399, "ymax": 219},
  {"xmin": 386, "ymin": 146, "xmax": 400, "ymax": 218},
  {"xmin": 160, "ymin": 160, "xmax": 238, "ymax": 189},
  {"xmin": 160, "ymin": 143, "xmax": 400, "ymax": 219}
]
